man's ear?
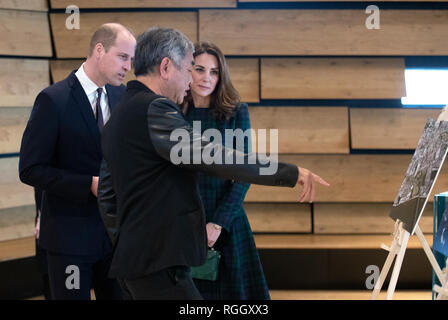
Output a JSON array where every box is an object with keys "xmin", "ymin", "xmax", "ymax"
[
  {"xmin": 159, "ymin": 57, "xmax": 171, "ymax": 80},
  {"xmin": 92, "ymin": 42, "xmax": 105, "ymax": 59}
]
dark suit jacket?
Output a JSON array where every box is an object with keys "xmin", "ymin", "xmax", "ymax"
[
  {"xmin": 99, "ymin": 80, "xmax": 299, "ymax": 279},
  {"xmin": 19, "ymin": 71, "xmax": 126, "ymax": 256}
]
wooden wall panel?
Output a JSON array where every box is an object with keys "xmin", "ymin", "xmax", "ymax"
[
  {"xmin": 0, "ymin": 59, "xmax": 49, "ymax": 108},
  {"xmin": 249, "ymin": 107, "xmax": 349, "ymax": 154},
  {"xmin": 227, "ymin": 58, "xmax": 259, "ymax": 103},
  {"xmin": 50, "ymin": 59, "xmax": 136, "ymax": 84},
  {"xmin": 314, "ymin": 203, "xmax": 433, "ymax": 234},
  {"xmin": 51, "ymin": 0, "xmax": 236, "ymax": 8},
  {"xmin": 0, "ymin": 205, "xmax": 34, "ymax": 242},
  {"xmin": 350, "ymin": 108, "xmax": 442, "ymax": 150},
  {"xmin": 0, "ymin": 108, "xmax": 31, "ymax": 154},
  {"xmin": 50, "ymin": 12, "xmax": 198, "ymax": 58},
  {"xmin": 0, "ymin": 9, "xmax": 52, "ymax": 56},
  {"xmin": 0, "ymin": 0, "xmax": 48, "ymax": 11},
  {"xmin": 254, "ymin": 234, "xmax": 432, "ymax": 249},
  {"xmin": 245, "ymin": 203, "xmax": 311, "ymax": 233},
  {"xmin": 51, "ymin": 58, "xmax": 259, "ymax": 103},
  {"xmin": 0, "ymin": 157, "xmax": 34, "ymax": 210},
  {"xmin": 245, "ymin": 154, "xmax": 448, "ymax": 202},
  {"xmin": 199, "ymin": 10, "xmax": 448, "ymax": 55},
  {"xmin": 261, "ymin": 58, "xmax": 405, "ymax": 99}
]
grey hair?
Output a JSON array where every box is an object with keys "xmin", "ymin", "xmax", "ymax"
[{"xmin": 134, "ymin": 27, "xmax": 194, "ymax": 76}]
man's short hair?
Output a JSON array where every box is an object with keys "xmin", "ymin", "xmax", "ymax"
[
  {"xmin": 89, "ymin": 24, "xmax": 134, "ymax": 56},
  {"xmin": 134, "ymin": 27, "xmax": 194, "ymax": 77}
]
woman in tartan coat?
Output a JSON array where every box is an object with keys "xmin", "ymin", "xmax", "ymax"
[{"xmin": 182, "ymin": 41, "xmax": 270, "ymax": 300}]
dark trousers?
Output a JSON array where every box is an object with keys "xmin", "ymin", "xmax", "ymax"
[
  {"xmin": 46, "ymin": 249, "xmax": 123, "ymax": 300},
  {"xmin": 119, "ymin": 266, "xmax": 203, "ymax": 300}
]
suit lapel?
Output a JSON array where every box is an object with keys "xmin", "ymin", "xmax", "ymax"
[
  {"xmin": 106, "ymin": 84, "xmax": 124, "ymax": 113},
  {"xmin": 68, "ymin": 72, "xmax": 101, "ymax": 150}
]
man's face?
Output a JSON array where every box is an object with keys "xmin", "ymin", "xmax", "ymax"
[
  {"xmin": 167, "ymin": 50, "xmax": 194, "ymax": 104},
  {"xmin": 98, "ymin": 32, "xmax": 136, "ymax": 86}
]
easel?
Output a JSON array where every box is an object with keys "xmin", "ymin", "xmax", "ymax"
[
  {"xmin": 433, "ymin": 259, "xmax": 448, "ymax": 300},
  {"xmin": 370, "ymin": 219, "xmax": 446, "ymax": 299}
]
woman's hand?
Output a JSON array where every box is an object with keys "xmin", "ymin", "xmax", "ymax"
[
  {"xmin": 206, "ymin": 222, "xmax": 222, "ymax": 247},
  {"xmin": 297, "ymin": 167, "xmax": 330, "ymax": 203}
]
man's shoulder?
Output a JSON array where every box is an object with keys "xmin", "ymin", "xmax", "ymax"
[{"xmin": 40, "ymin": 73, "xmax": 74, "ymax": 102}]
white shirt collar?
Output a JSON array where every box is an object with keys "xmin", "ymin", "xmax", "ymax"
[{"xmin": 75, "ymin": 63, "xmax": 106, "ymax": 96}]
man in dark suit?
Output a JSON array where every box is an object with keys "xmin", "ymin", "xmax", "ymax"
[
  {"xmin": 19, "ymin": 23, "xmax": 136, "ymax": 299},
  {"xmin": 98, "ymin": 27, "xmax": 329, "ymax": 300}
]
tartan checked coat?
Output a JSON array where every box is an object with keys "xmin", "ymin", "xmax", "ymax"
[{"xmin": 185, "ymin": 103, "xmax": 270, "ymax": 300}]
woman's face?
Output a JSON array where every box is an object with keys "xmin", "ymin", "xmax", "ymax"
[{"xmin": 191, "ymin": 53, "xmax": 220, "ymax": 99}]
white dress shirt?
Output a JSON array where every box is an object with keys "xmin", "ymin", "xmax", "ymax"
[{"xmin": 75, "ymin": 63, "xmax": 111, "ymax": 124}]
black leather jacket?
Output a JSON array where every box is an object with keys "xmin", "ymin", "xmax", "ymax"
[{"xmin": 98, "ymin": 81, "xmax": 298, "ymax": 277}]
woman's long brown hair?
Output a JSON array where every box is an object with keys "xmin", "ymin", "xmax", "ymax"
[{"xmin": 183, "ymin": 41, "xmax": 240, "ymax": 120}]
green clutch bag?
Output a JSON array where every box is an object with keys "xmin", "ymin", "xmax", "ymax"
[{"xmin": 191, "ymin": 248, "xmax": 221, "ymax": 281}]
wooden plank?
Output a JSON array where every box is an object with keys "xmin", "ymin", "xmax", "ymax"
[
  {"xmin": 50, "ymin": 12, "xmax": 198, "ymax": 58},
  {"xmin": 270, "ymin": 290, "xmax": 432, "ymax": 301},
  {"xmin": 253, "ymin": 234, "xmax": 433, "ymax": 249},
  {"xmin": 227, "ymin": 58, "xmax": 259, "ymax": 103},
  {"xmin": 245, "ymin": 203, "xmax": 311, "ymax": 233},
  {"xmin": 51, "ymin": 58, "xmax": 259, "ymax": 103},
  {"xmin": 0, "ymin": 108, "xmax": 32, "ymax": 154},
  {"xmin": 245, "ymin": 154, "xmax": 448, "ymax": 202},
  {"xmin": 0, "ymin": 60, "xmax": 46, "ymax": 106},
  {"xmin": 50, "ymin": 0, "xmax": 236, "ymax": 8},
  {"xmin": 350, "ymin": 108, "xmax": 442, "ymax": 150},
  {"xmin": 0, "ymin": 236, "xmax": 34, "ymax": 262},
  {"xmin": 314, "ymin": 203, "xmax": 433, "ymax": 234},
  {"xmin": 261, "ymin": 58, "xmax": 405, "ymax": 99},
  {"xmin": 0, "ymin": 0, "xmax": 48, "ymax": 11},
  {"xmin": 0, "ymin": 59, "xmax": 49, "ymax": 107},
  {"xmin": 0, "ymin": 9, "xmax": 52, "ymax": 56},
  {"xmin": 249, "ymin": 106, "xmax": 349, "ymax": 154},
  {"xmin": 0, "ymin": 157, "xmax": 34, "ymax": 210},
  {"xmin": 50, "ymin": 59, "xmax": 136, "ymax": 84},
  {"xmin": 199, "ymin": 10, "xmax": 448, "ymax": 55},
  {"xmin": 0, "ymin": 205, "xmax": 35, "ymax": 242}
]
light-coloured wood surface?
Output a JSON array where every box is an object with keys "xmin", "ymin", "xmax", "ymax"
[
  {"xmin": 0, "ymin": 0, "xmax": 48, "ymax": 11},
  {"xmin": 199, "ymin": 10, "xmax": 448, "ymax": 55},
  {"xmin": 50, "ymin": 12, "xmax": 198, "ymax": 58},
  {"xmin": 0, "ymin": 58, "xmax": 49, "ymax": 108},
  {"xmin": 0, "ymin": 157, "xmax": 34, "ymax": 210},
  {"xmin": 245, "ymin": 154, "xmax": 448, "ymax": 202},
  {"xmin": 314, "ymin": 203, "xmax": 433, "ymax": 234},
  {"xmin": 245, "ymin": 203, "xmax": 311, "ymax": 233},
  {"xmin": 261, "ymin": 58, "xmax": 405, "ymax": 99},
  {"xmin": 253, "ymin": 233, "xmax": 433, "ymax": 249},
  {"xmin": 3, "ymin": 233, "xmax": 433, "ymax": 262},
  {"xmin": 227, "ymin": 58, "xmax": 259, "ymax": 103},
  {"xmin": 0, "ymin": 236, "xmax": 34, "ymax": 262},
  {"xmin": 0, "ymin": 205, "xmax": 35, "ymax": 242},
  {"xmin": 269, "ymin": 290, "xmax": 432, "ymax": 301},
  {"xmin": 350, "ymin": 108, "xmax": 442, "ymax": 149},
  {"xmin": 28, "ymin": 290, "xmax": 433, "ymax": 300},
  {"xmin": 249, "ymin": 106, "xmax": 349, "ymax": 154},
  {"xmin": 50, "ymin": 58, "xmax": 259, "ymax": 103},
  {"xmin": 0, "ymin": 9, "xmax": 52, "ymax": 56},
  {"xmin": 50, "ymin": 0, "xmax": 236, "ymax": 8},
  {"xmin": 50, "ymin": 59, "xmax": 134, "ymax": 84},
  {"xmin": 0, "ymin": 108, "xmax": 31, "ymax": 154}
]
